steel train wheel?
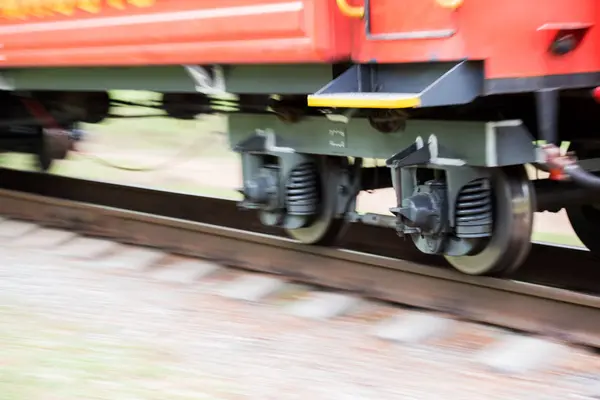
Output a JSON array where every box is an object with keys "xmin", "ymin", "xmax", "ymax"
[
  {"xmin": 566, "ymin": 205, "xmax": 600, "ymax": 254},
  {"xmin": 284, "ymin": 156, "xmax": 348, "ymax": 246},
  {"xmin": 36, "ymin": 128, "xmax": 71, "ymax": 171},
  {"xmin": 444, "ymin": 165, "xmax": 535, "ymax": 276},
  {"xmin": 565, "ymin": 145, "xmax": 600, "ymax": 255}
]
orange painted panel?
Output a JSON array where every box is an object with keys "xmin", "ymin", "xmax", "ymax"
[{"xmin": 0, "ymin": 0, "xmax": 352, "ymax": 66}]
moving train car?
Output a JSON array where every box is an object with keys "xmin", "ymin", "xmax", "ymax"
[{"xmin": 1, "ymin": 0, "xmax": 600, "ymax": 276}]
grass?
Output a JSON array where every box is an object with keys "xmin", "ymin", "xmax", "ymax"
[
  {"xmin": 532, "ymin": 231, "xmax": 584, "ymax": 248},
  {"xmin": 0, "ymin": 304, "xmax": 237, "ymax": 400},
  {"xmin": 0, "ymin": 306, "xmax": 162, "ymax": 399},
  {"xmin": 0, "ymin": 152, "xmax": 242, "ymax": 199}
]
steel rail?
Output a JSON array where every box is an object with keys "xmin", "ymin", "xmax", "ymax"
[
  {"xmin": 1, "ymin": 188, "xmax": 600, "ymax": 347},
  {"xmin": 0, "ymin": 167, "xmax": 598, "ymax": 292}
]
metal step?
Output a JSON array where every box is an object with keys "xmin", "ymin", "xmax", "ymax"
[
  {"xmin": 307, "ymin": 61, "xmax": 482, "ymax": 110},
  {"xmin": 307, "ymin": 92, "xmax": 421, "ymax": 109}
]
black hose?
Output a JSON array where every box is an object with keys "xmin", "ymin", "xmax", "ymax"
[{"xmin": 563, "ymin": 164, "xmax": 600, "ymax": 190}]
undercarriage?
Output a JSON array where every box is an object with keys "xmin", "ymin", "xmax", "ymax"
[
  {"xmin": 231, "ymin": 112, "xmax": 600, "ymax": 276},
  {"xmin": 0, "ymin": 62, "xmax": 599, "ymax": 276}
]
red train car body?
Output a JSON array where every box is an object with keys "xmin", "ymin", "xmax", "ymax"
[
  {"xmin": 0, "ymin": 0, "xmax": 596, "ymax": 81},
  {"xmin": 0, "ymin": 0, "xmax": 351, "ymax": 65}
]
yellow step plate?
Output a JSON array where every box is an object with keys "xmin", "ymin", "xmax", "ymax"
[{"xmin": 307, "ymin": 92, "xmax": 421, "ymax": 109}]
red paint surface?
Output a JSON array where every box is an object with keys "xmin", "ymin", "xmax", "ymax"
[
  {"xmin": 0, "ymin": 0, "xmax": 352, "ymax": 65},
  {"xmin": 353, "ymin": 0, "xmax": 599, "ymax": 79},
  {"xmin": 0, "ymin": 0, "xmax": 598, "ymax": 80}
]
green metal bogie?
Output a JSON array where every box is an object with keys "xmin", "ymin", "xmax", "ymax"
[{"xmin": 229, "ymin": 114, "xmax": 539, "ymax": 167}]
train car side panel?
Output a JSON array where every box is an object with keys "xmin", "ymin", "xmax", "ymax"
[
  {"xmin": 351, "ymin": 0, "xmax": 599, "ymax": 80},
  {"xmin": 0, "ymin": 0, "xmax": 352, "ymax": 66}
]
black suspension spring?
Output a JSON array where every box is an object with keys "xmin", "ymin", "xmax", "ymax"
[
  {"xmin": 285, "ymin": 163, "xmax": 319, "ymax": 216},
  {"xmin": 455, "ymin": 178, "xmax": 493, "ymax": 238}
]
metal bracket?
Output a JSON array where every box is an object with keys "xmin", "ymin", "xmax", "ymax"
[
  {"xmin": 0, "ymin": 71, "xmax": 15, "ymax": 90},
  {"xmin": 234, "ymin": 129, "xmax": 295, "ymax": 154},
  {"xmin": 183, "ymin": 65, "xmax": 227, "ymax": 95},
  {"xmin": 386, "ymin": 135, "xmax": 465, "ymax": 168},
  {"xmin": 323, "ymin": 108, "xmax": 359, "ymax": 123}
]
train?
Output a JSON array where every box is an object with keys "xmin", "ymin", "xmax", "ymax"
[{"xmin": 1, "ymin": 0, "xmax": 600, "ymax": 276}]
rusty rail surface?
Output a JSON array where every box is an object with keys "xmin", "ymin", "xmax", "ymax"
[{"xmin": 1, "ymin": 186, "xmax": 600, "ymax": 347}]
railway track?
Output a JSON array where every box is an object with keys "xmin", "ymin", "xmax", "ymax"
[
  {"xmin": 0, "ymin": 167, "xmax": 599, "ymax": 349},
  {"xmin": 3, "ymin": 168, "xmax": 600, "ymax": 395}
]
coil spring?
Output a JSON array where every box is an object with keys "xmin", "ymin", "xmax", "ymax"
[
  {"xmin": 455, "ymin": 178, "xmax": 493, "ymax": 238},
  {"xmin": 285, "ymin": 163, "xmax": 319, "ymax": 216}
]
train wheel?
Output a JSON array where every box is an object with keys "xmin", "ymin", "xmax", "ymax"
[
  {"xmin": 35, "ymin": 128, "xmax": 71, "ymax": 171},
  {"xmin": 445, "ymin": 165, "xmax": 535, "ymax": 276},
  {"xmin": 284, "ymin": 156, "xmax": 348, "ymax": 246},
  {"xmin": 566, "ymin": 205, "xmax": 600, "ymax": 254},
  {"xmin": 565, "ymin": 144, "xmax": 600, "ymax": 255}
]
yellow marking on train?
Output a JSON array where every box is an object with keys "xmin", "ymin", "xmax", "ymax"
[
  {"xmin": 77, "ymin": 0, "xmax": 102, "ymax": 14},
  {"xmin": 107, "ymin": 0, "xmax": 125, "ymax": 9},
  {"xmin": 0, "ymin": 0, "xmax": 156, "ymax": 20},
  {"xmin": 54, "ymin": 0, "xmax": 77, "ymax": 16},
  {"xmin": 126, "ymin": 0, "xmax": 154, "ymax": 8},
  {"xmin": 307, "ymin": 93, "xmax": 422, "ymax": 109},
  {"xmin": 2, "ymin": 0, "xmax": 24, "ymax": 19},
  {"xmin": 27, "ymin": 0, "xmax": 53, "ymax": 18}
]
